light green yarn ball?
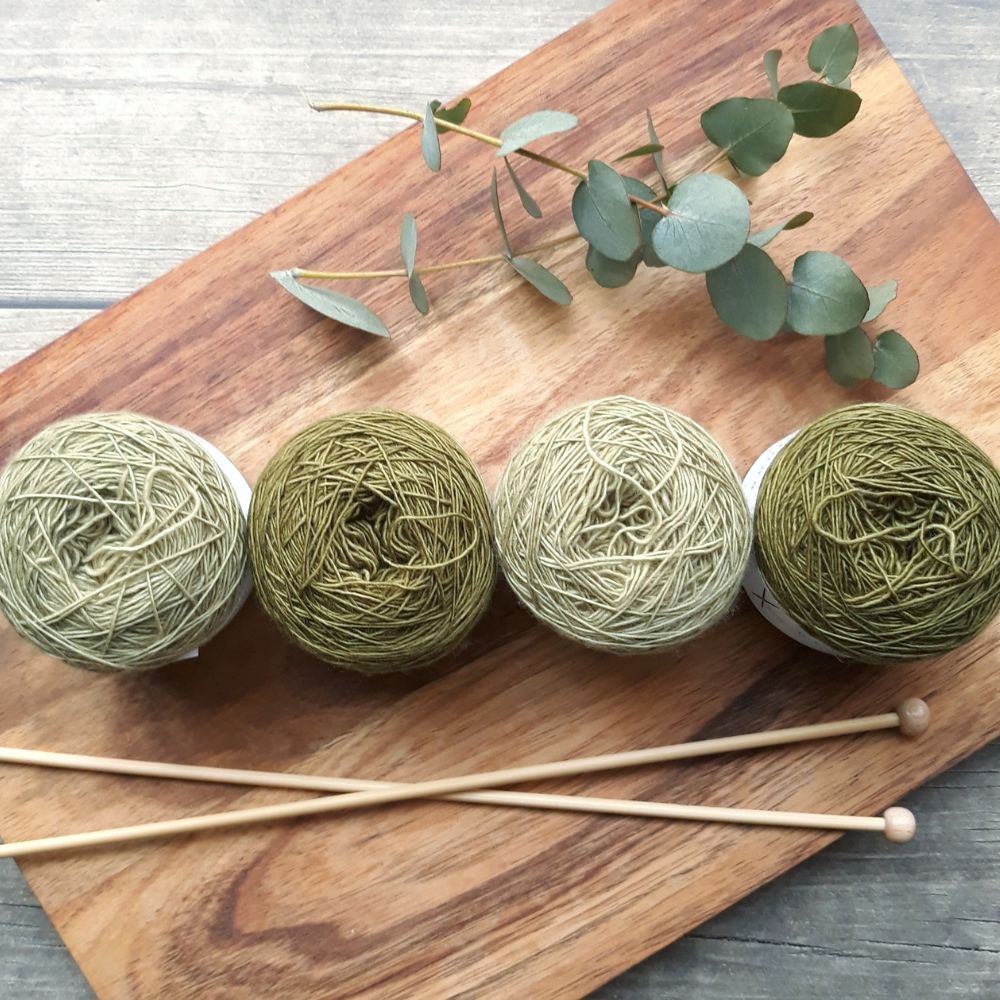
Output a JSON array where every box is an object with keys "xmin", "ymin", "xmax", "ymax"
[
  {"xmin": 494, "ymin": 396, "xmax": 752, "ymax": 653},
  {"xmin": 0, "ymin": 412, "xmax": 248, "ymax": 672}
]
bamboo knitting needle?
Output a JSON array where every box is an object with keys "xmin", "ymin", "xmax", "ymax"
[
  {"xmin": 0, "ymin": 796, "xmax": 917, "ymax": 859},
  {"xmin": 0, "ymin": 698, "xmax": 930, "ymax": 803},
  {"xmin": 0, "ymin": 700, "xmax": 927, "ymax": 858}
]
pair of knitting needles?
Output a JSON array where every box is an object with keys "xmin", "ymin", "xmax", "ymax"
[{"xmin": 0, "ymin": 699, "xmax": 929, "ymax": 859}]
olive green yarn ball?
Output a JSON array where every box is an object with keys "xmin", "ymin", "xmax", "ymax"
[
  {"xmin": 755, "ymin": 403, "xmax": 1000, "ymax": 664},
  {"xmin": 0, "ymin": 412, "xmax": 248, "ymax": 672},
  {"xmin": 248, "ymin": 410, "xmax": 496, "ymax": 673},
  {"xmin": 494, "ymin": 396, "xmax": 752, "ymax": 653}
]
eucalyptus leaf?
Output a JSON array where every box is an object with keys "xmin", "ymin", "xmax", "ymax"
[
  {"xmin": 786, "ymin": 251, "xmax": 869, "ymax": 335},
  {"xmin": 421, "ymin": 102, "xmax": 441, "ymax": 171},
  {"xmin": 777, "ymin": 81, "xmax": 861, "ymax": 138},
  {"xmin": 862, "ymin": 279, "xmax": 898, "ymax": 323},
  {"xmin": 748, "ymin": 210, "xmax": 814, "ymax": 247},
  {"xmin": 496, "ymin": 110, "xmax": 577, "ymax": 157},
  {"xmin": 808, "ymin": 23, "xmax": 859, "ymax": 85},
  {"xmin": 615, "ymin": 143, "xmax": 665, "ymax": 161},
  {"xmin": 430, "ymin": 97, "xmax": 472, "ymax": 133},
  {"xmin": 400, "ymin": 212, "xmax": 417, "ymax": 277},
  {"xmin": 621, "ymin": 177, "xmax": 658, "ymax": 201},
  {"xmin": 646, "ymin": 109, "xmax": 669, "ymax": 191},
  {"xmin": 504, "ymin": 158, "xmax": 542, "ymax": 218},
  {"xmin": 639, "ymin": 210, "xmax": 668, "ymax": 267},
  {"xmin": 571, "ymin": 160, "xmax": 641, "ymax": 262},
  {"xmin": 509, "ymin": 256, "xmax": 573, "ymax": 305},
  {"xmin": 623, "ymin": 176, "xmax": 665, "ymax": 263},
  {"xmin": 650, "ymin": 173, "xmax": 751, "ymax": 273},
  {"xmin": 586, "ymin": 244, "xmax": 641, "ymax": 288},
  {"xmin": 271, "ymin": 270, "xmax": 389, "ymax": 337},
  {"xmin": 490, "ymin": 167, "xmax": 511, "ymax": 257},
  {"xmin": 824, "ymin": 326, "xmax": 874, "ymax": 386},
  {"xmin": 701, "ymin": 98, "xmax": 794, "ymax": 176},
  {"xmin": 763, "ymin": 49, "xmax": 781, "ymax": 98},
  {"xmin": 872, "ymin": 330, "xmax": 920, "ymax": 388},
  {"xmin": 408, "ymin": 272, "xmax": 429, "ymax": 315},
  {"xmin": 705, "ymin": 244, "xmax": 788, "ymax": 340}
]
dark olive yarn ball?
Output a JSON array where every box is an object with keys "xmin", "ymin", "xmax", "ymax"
[
  {"xmin": 248, "ymin": 410, "xmax": 496, "ymax": 672},
  {"xmin": 755, "ymin": 403, "xmax": 1000, "ymax": 664}
]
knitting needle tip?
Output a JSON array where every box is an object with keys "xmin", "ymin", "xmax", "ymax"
[
  {"xmin": 895, "ymin": 698, "xmax": 930, "ymax": 738},
  {"xmin": 882, "ymin": 806, "xmax": 916, "ymax": 843}
]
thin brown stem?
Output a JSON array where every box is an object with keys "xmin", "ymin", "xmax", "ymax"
[
  {"xmin": 293, "ymin": 231, "xmax": 582, "ymax": 282},
  {"xmin": 308, "ymin": 100, "xmax": 665, "ymax": 211},
  {"xmin": 631, "ymin": 193, "xmax": 668, "ymax": 214},
  {"xmin": 515, "ymin": 149, "xmax": 585, "ymax": 180}
]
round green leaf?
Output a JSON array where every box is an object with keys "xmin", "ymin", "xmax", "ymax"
[
  {"xmin": 509, "ymin": 256, "xmax": 572, "ymax": 305},
  {"xmin": 872, "ymin": 330, "xmax": 920, "ymax": 388},
  {"xmin": 808, "ymin": 23, "xmax": 859, "ymax": 85},
  {"xmin": 496, "ymin": 110, "xmax": 578, "ymax": 158},
  {"xmin": 271, "ymin": 270, "xmax": 389, "ymax": 337},
  {"xmin": 489, "ymin": 167, "xmax": 512, "ymax": 257},
  {"xmin": 777, "ymin": 81, "xmax": 861, "ymax": 138},
  {"xmin": 650, "ymin": 173, "xmax": 750, "ymax": 273},
  {"xmin": 504, "ymin": 158, "xmax": 542, "ymax": 218},
  {"xmin": 786, "ymin": 251, "xmax": 869, "ymax": 335},
  {"xmin": 763, "ymin": 49, "xmax": 782, "ymax": 98},
  {"xmin": 705, "ymin": 244, "xmax": 788, "ymax": 341},
  {"xmin": 863, "ymin": 279, "xmax": 898, "ymax": 323},
  {"xmin": 431, "ymin": 97, "xmax": 472, "ymax": 133},
  {"xmin": 639, "ymin": 210, "xmax": 667, "ymax": 268},
  {"xmin": 824, "ymin": 327, "xmax": 873, "ymax": 386},
  {"xmin": 421, "ymin": 102, "xmax": 441, "ymax": 171},
  {"xmin": 645, "ymin": 109, "xmax": 669, "ymax": 191},
  {"xmin": 586, "ymin": 244, "xmax": 641, "ymax": 288},
  {"xmin": 408, "ymin": 272, "xmax": 429, "ymax": 315},
  {"xmin": 571, "ymin": 161, "xmax": 641, "ymax": 262},
  {"xmin": 615, "ymin": 143, "xmax": 664, "ymax": 161},
  {"xmin": 700, "ymin": 97, "xmax": 794, "ymax": 176},
  {"xmin": 400, "ymin": 213, "xmax": 417, "ymax": 277},
  {"xmin": 615, "ymin": 178, "xmax": 661, "ymax": 267},
  {"xmin": 748, "ymin": 211, "xmax": 814, "ymax": 248},
  {"xmin": 621, "ymin": 177, "xmax": 658, "ymax": 201}
]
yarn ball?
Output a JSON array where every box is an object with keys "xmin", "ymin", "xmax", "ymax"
[
  {"xmin": 755, "ymin": 403, "xmax": 1000, "ymax": 664},
  {"xmin": 0, "ymin": 412, "xmax": 248, "ymax": 671},
  {"xmin": 494, "ymin": 396, "xmax": 752, "ymax": 652},
  {"xmin": 248, "ymin": 410, "xmax": 496, "ymax": 673}
]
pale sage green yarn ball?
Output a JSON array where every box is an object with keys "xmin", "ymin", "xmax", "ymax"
[
  {"xmin": 0, "ymin": 412, "xmax": 248, "ymax": 672},
  {"xmin": 494, "ymin": 396, "xmax": 752, "ymax": 653}
]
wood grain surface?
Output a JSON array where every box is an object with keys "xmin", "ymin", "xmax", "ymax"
[{"xmin": 0, "ymin": 0, "xmax": 998, "ymax": 997}]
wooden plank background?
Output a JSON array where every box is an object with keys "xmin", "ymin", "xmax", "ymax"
[{"xmin": 1, "ymin": 0, "xmax": 998, "ymax": 997}]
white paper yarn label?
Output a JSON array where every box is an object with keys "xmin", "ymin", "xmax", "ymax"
[
  {"xmin": 741, "ymin": 430, "xmax": 838, "ymax": 656},
  {"xmin": 173, "ymin": 429, "xmax": 254, "ymax": 662}
]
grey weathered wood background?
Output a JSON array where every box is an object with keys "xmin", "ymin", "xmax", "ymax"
[{"xmin": 1, "ymin": 1, "xmax": 998, "ymax": 996}]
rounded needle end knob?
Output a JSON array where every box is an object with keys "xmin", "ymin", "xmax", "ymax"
[
  {"xmin": 895, "ymin": 698, "xmax": 930, "ymax": 738},
  {"xmin": 883, "ymin": 806, "xmax": 917, "ymax": 843}
]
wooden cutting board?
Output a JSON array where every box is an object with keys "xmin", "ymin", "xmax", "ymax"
[{"xmin": 1, "ymin": 0, "xmax": 998, "ymax": 995}]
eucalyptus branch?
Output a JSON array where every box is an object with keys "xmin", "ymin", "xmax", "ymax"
[
  {"xmin": 293, "ymin": 232, "xmax": 581, "ymax": 281},
  {"xmin": 276, "ymin": 21, "xmax": 919, "ymax": 391},
  {"xmin": 308, "ymin": 101, "xmax": 670, "ymax": 209}
]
